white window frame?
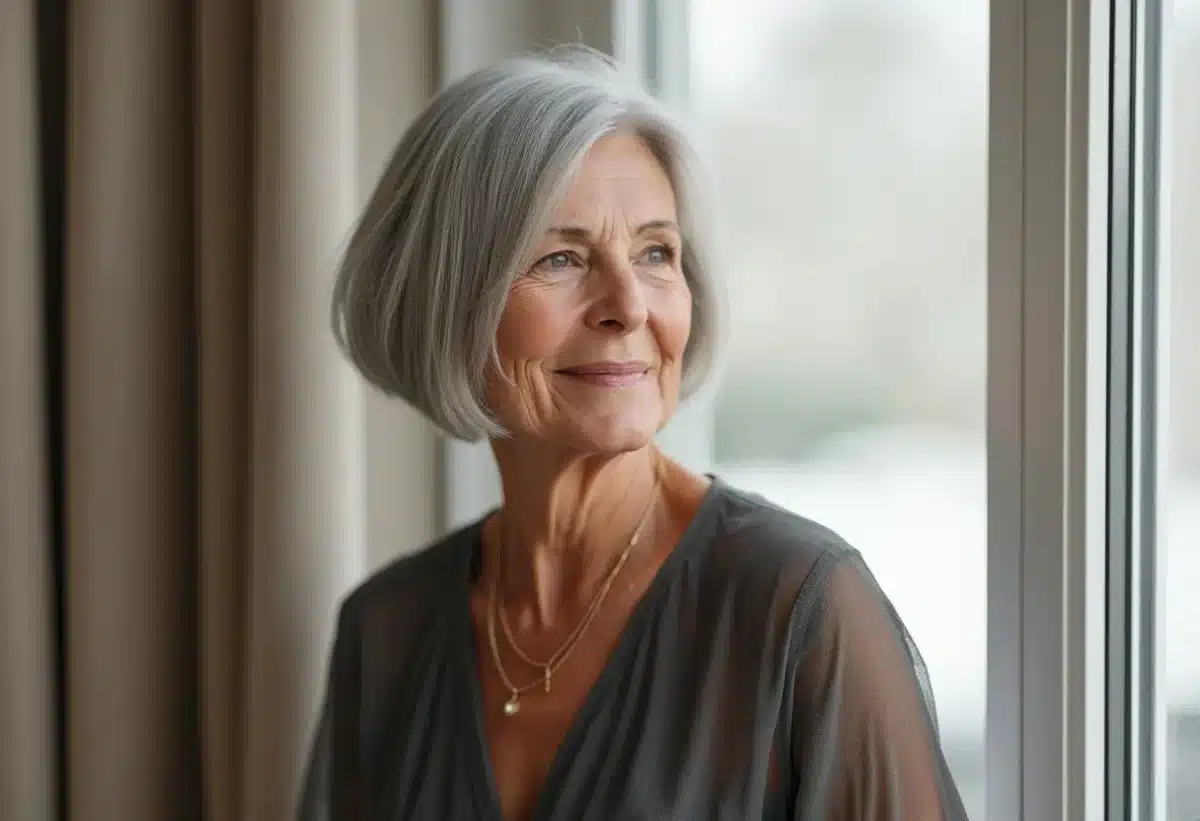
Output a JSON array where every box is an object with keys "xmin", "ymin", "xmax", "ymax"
[
  {"xmin": 987, "ymin": 0, "xmax": 1111, "ymax": 816},
  {"xmin": 1104, "ymin": 0, "xmax": 1172, "ymax": 818},
  {"xmin": 434, "ymin": 2, "xmax": 1173, "ymax": 819}
]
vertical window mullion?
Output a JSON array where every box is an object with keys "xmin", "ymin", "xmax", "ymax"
[
  {"xmin": 1108, "ymin": 0, "xmax": 1170, "ymax": 817},
  {"xmin": 1105, "ymin": 0, "xmax": 1169, "ymax": 815},
  {"xmin": 1107, "ymin": 0, "xmax": 1137, "ymax": 817},
  {"xmin": 989, "ymin": 0, "xmax": 1111, "ymax": 819}
]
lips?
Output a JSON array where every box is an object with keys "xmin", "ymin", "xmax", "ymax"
[
  {"xmin": 557, "ymin": 361, "xmax": 651, "ymax": 387},
  {"xmin": 558, "ymin": 361, "xmax": 650, "ymax": 376}
]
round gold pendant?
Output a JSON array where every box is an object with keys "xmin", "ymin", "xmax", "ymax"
[{"xmin": 503, "ymin": 694, "xmax": 520, "ymax": 716}]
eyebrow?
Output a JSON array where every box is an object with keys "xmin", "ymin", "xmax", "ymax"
[{"xmin": 547, "ymin": 219, "xmax": 680, "ymax": 241}]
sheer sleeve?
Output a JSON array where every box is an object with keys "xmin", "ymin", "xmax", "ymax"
[
  {"xmin": 297, "ymin": 601, "xmax": 365, "ymax": 821},
  {"xmin": 789, "ymin": 552, "xmax": 970, "ymax": 820}
]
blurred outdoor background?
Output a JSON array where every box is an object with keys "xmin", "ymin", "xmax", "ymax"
[{"xmin": 689, "ymin": 1, "xmax": 1198, "ymax": 819}]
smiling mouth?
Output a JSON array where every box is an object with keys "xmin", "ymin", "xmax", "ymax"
[{"xmin": 557, "ymin": 361, "xmax": 651, "ymax": 387}]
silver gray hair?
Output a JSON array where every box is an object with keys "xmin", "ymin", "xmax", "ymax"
[{"xmin": 331, "ymin": 46, "xmax": 722, "ymax": 442}]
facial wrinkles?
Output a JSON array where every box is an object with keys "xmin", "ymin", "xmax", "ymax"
[
  {"xmin": 489, "ymin": 134, "xmax": 690, "ymax": 443},
  {"xmin": 581, "ymin": 210, "xmax": 669, "ymax": 317}
]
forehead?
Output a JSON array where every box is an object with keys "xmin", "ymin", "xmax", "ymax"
[{"xmin": 551, "ymin": 133, "xmax": 678, "ymax": 222}]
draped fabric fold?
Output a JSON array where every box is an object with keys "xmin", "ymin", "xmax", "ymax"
[
  {"xmin": 66, "ymin": 6, "xmax": 199, "ymax": 817},
  {"xmin": 0, "ymin": 2, "xmax": 436, "ymax": 819},
  {"xmin": 0, "ymin": 2, "xmax": 57, "ymax": 820},
  {"xmin": 245, "ymin": 3, "xmax": 365, "ymax": 819},
  {"xmin": 197, "ymin": 3, "xmax": 255, "ymax": 820}
]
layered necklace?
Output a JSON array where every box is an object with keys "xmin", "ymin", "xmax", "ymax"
[{"xmin": 486, "ymin": 477, "xmax": 661, "ymax": 717}]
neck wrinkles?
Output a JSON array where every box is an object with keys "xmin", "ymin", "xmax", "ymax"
[{"xmin": 487, "ymin": 441, "xmax": 662, "ymax": 629}]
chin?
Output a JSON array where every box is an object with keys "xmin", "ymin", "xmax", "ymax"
[{"xmin": 565, "ymin": 412, "xmax": 662, "ymax": 455}]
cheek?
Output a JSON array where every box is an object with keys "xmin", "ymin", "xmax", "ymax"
[
  {"xmin": 495, "ymin": 288, "xmax": 572, "ymax": 364},
  {"xmin": 655, "ymin": 285, "xmax": 694, "ymax": 364}
]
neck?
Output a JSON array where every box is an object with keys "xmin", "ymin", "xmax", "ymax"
[{"xmin": 487, "ymin": 439, "xmax": 663, "ymax": 628}]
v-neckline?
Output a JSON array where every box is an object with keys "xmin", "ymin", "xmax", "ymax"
[{"xmin": 454, "ymin": 477, "xmax": 723, "ymax": 821}]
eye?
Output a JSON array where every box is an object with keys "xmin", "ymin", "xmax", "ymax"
[
  {"xmin": 639, "ymin": 244, "xmax": 677, "ymax": 266},
  {"xmin": 532, "ymin": 251, "xmax": 582, "ymax": 273}
]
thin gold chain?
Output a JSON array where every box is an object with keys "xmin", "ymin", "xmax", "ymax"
[
  {"xmin": 486, "ymin": 476, "xmax": 660, "ymax": 716},
  {"xmin": 497, "ymin": 486, "xmax": 653, "ymax": 677}
]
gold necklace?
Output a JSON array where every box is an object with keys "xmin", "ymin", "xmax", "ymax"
[{"xmin": 486, "ymin": 478, "xmax": 660, "ymax": 717}]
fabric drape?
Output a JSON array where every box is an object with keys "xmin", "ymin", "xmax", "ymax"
[
  {"xmin": 0, "ymin": 2, "xmax": 438, "ymax": 820},
  {"xmin": 0, "ymin": 2, "xmax": 57, "ymax": 820}
]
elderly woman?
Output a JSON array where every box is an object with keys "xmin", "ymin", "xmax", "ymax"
[{"xmin": 302, "ymin": 48, "xmax": 969, "ymax": 821}]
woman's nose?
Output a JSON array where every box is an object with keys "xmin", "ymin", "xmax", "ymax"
[{"xmin": 583, "ymin": 257, "xmax": 649, "ymax": 333}]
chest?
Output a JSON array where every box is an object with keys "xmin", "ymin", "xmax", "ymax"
[
  {"xmin": 463, "ymin": 593, "xmax": 788, "ymax": 821},
  {"xmin": 468, "ymin": 581, "xmax": 648, "ymax": 821},
  {"xmin": 359, "ymin": 577, "xmax": 796, "ymax": 820},
  {"xmin": 476, "ymin": 659, "xmax": 595, "ymax": 821}
]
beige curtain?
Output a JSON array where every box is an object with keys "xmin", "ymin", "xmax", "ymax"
[
  {"xmin": 1, "ymin": 2, "xmax": 57, "ymax": 821},
  {"xmin": 0, "ymin": 2, "xmax": 438, "ymax": 820}
]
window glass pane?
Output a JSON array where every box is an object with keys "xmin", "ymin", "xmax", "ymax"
[
  {"xmin": 1167, "ymin": 3, "xmax": 1200, "ymax": 819},
  {"xmin": 688, "ymin": 0, "xmax": 988, "ymax": 816}
]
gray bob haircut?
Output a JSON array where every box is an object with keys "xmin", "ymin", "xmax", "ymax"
[{"xmin": 331, "ymin": 46, "xmax": 722, "ymax": 442}]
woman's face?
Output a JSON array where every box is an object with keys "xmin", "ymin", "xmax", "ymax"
[{"xmin": 486, "ymin": 133, "xmax": 692, "ymax": 454}]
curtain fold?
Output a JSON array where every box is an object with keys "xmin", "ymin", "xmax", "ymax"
[
  {"xmin": 66, "ymin": 3, "xmax": 199, "ymax": 818},
  {"xmin": 0, "ymin": 2, "xmax": 437, "ymax": 820},
  {"xmin": 0, "ymin": 3, "xmax": 57, "ymax": 821},
  {"xmin": 244, "ymin": 2, "xmax": 365, "ymax": 818},
  {"xmin": 197, "ymin": 2, "xmax": 254, "ymax": 820}
]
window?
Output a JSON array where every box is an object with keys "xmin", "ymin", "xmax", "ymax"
[
  {"xmin": 439, "ymin": 1, "xmax": 1185, "ymax": 816},
  {"xmin": 686, "ymin": 0, "xmax": 988, "ymax": 816},
  {"xmin": 1166, "ymin": 1, "xmax": 1200, "ymax": 818}
]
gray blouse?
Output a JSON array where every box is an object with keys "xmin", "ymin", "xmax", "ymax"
[{"xmin": 299, "ymin": 477, "xmax": 970, "ymax": 820}]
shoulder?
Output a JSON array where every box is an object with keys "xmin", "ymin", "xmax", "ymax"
[
  {"xmin": 705, "ymin": 481, "xmax": 939, "ymax": 708},
  {"xmin": 703, "ymin": 477, "xmax": 859, "ymax": 595},
  {"xmin": 707, "ymin": 480, "xmax": 901, "ymax": 633},
  {"xmin": 673, "ymin": 477, "xmax": 870, "ymax": 656},
  {"xmin": 335, "ymin": 520, "xmax": 479, "ymax": 635}
]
